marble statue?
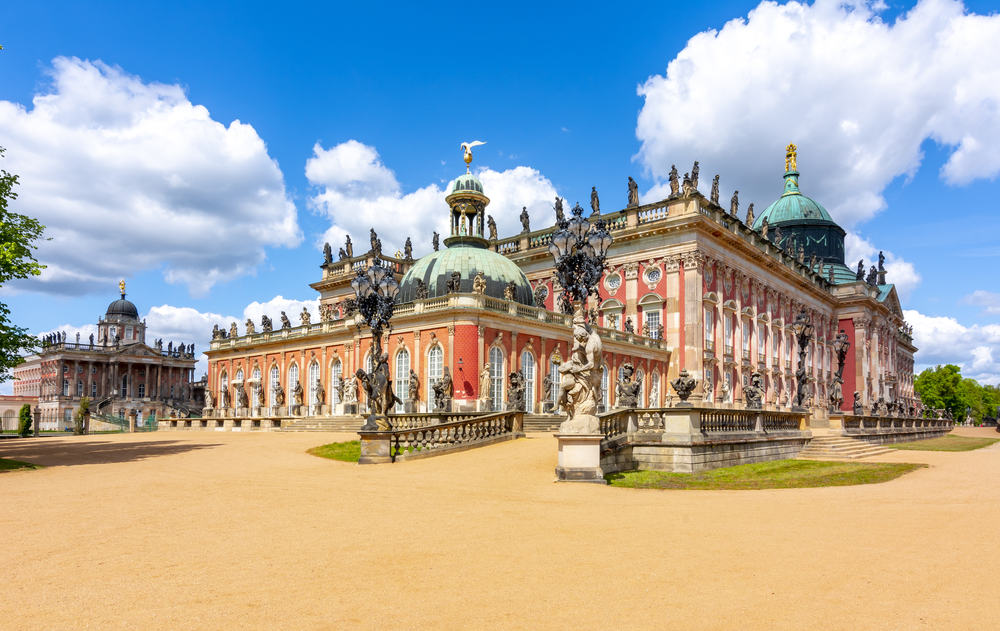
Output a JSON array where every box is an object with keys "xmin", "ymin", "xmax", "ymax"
[
  {"xmin": 300, "ymin": 307, "xmax": 311, "ymax": 326},
  {"xmin": 245, "ymin": 318, "xmax": 255, "ymax": 335},
  {"xmin": 473, "ymin": 272, "xmax": 487, "ymax": 295},
  {"xmin": 345, "ymin": 235, "xmax": 354, "ymax": 258},
  {"xmin": 479, "ymin": 365, "xmax": 492, "ymax": 406},
  {"xmin": 761, "ymin": 217, "xmax": 769, "ymax": 239},
  {"xmin": 691, "ymin": 160, "xmax": 700, "ymax": 190},
  {"xmin": 542, "ymin": 373, "xmax": 553, "ymax": 404},
  {"xmin": 408, "ymin": 369, "xmax": 419, "ymax": 403},
  {"xmin": 503, "ymin": 281, "xmax": 516, "ymax": 301},
  {"xmin": 507, "ymin": 371, "xmax": 526, "ymax": 411},
  {"xmin": 433, "ymin": 367, "xmax": 454, "ymax": 411},
  {"xmin": 590, "ymin": 187, "xmax": 600, "ymax": 215},
  {"xmin": 615, "ymin": 362, "xmax": 641, "ymax": 409},
  {"xmin": 669, "ymin": 165, "xmax": 679, "ymax": 196},
  {"xmin": 220, "ymin": 385, "xmax": 230, "ymax": 409},
  {"xmin": 342, "ymin": 376, "xmax": 357, "ymax": 404},
  {"xmin": 557, "ymin": 311, "xmax": 605, "ymax": 434},
  {"xmin": 744, "ymin": 372, "xmax": 764, "ymax": 410},
  {"xmin": 520, "ymin": 206, "xmax": 530, "ymax": 233},
  {"xmin": 487, "ymin": 215, "xmax": 497, "ymax": 240},
  {"xmin": 710, "ymin": 174, "xmax": 720, "ymax": 204},
  {"xmin": 235, "ymin": 383, "xmax": 249, "ymax": 409},
  {"xmin": 730, "ymin": 190, "xmax": 739, "ymax": 216},
  {"xmin": 745, "ymin": 203, "xmax": 754, "ymax": 226},
  {"xmin": 229, "ymin": 322, "xmax": 239, "ymax": 338},
  {"xmin": 649, "ymin": 378, "xmax": 659, "ymax": 407},
  {"xmin": 554, "ymin": 197, "xmax": 565, "ymax": 223},
  {"xmin": 292, "ymin": 380, "xmax": 303, "ymax": 406},
  {"xmin": 204, "ymin": 389, "xmax": 214, "ymax": 409},
  {"xmin": 273, "ymin": 382, "xmax": 285, "ymax": 406},
  {"xmin": 853, "ymin": 391, "xmax": 863, "ymax": 415}
]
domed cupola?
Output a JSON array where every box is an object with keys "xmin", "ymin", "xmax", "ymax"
[
  {"xmin": 105, "ymin": 280, "xmax": 139, "ymax": 320},
  {"xmin": 398, "ymin": 141, "xmax": 534, "ymax": 305},
  {"xmin": 752, "ymin": 144, "xmax": 847, "ymax": 266}
]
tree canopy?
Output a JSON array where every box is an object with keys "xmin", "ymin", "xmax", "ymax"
[
  {"xmin": 0, "ymin": 146, "xmax": 46, "ymax": 381},
  {"xmin": 914, "ymin": 364, "xmax": 1000, "ymax": 422}
]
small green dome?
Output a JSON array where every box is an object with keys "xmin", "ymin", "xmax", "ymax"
[
  {"xmin": 451, "ymin": 172, "xmax": 484, "ymax": 195},
  {"xmin": 752, "ymin": 171, "xmax": 835, "ymax": 229},
  {"xmin": 398, "ymin": 244, "xmax": 534, "ymax": 305}
]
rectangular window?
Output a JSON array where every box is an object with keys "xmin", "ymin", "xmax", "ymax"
[
  {"xmin": 724, "ymin": 315, "xmax": 733, "ymax": 355},
  {"xmin": 758, "ymin": 323, "xmax": 767, "ymax": 362},
  {"xmin": 742, "ymin": 320, "xmax": 751, "ymax": 357},
  {"xmin": 772, "ymin": 329, "xmax": 780, "ymax": 362},
  {"xmin": 91, "ymin": 383, "xmax": 97, "ymax": 397},
  {"xmin": 644, "ymin": 311, "xmax": 661, "ymax": 339},
  {"xmin": 138, "ymin": 383, "xmax": 145, "ymax": 398},
  {"xmin": 125, "ymin": 326, "xmax": 133, "ymax": 340}
]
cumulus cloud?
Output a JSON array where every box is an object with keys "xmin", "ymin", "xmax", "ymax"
[
  {"xmin": 306, "ymin": 141, "xmax": 559, "ymax": 256},
  {"xmin": 635, "ymin": 0, "xmax": 1000, "ymax": 229},
  {"xmin": 843, "ymin": 232, "xmax": 921, "ymax": 301},
  {"xmin": 0, "ymin": 57, "xmax": 301, "ymax": 297},
  {"xmin": 242, "ymin": 295, "xmax": 319, "ymax": 326},
  {"xmin": 905, "ymin": 309, "xmax": 1000, "ymax": 385},
  {"xmin": 964, "ymin": 290, "xmax": 1000, "ymax": 315}
]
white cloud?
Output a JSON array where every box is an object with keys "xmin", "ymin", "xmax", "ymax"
[
  {"xmin": 306, "ymin": 141, "xmax": 560, "ymax": 257},
  {"xmin": 843, "ymin": 231, "xmax": 921, "ymax": 301},
  {"xmin": 0, "ymin": 57, "xmax": 302, "ymax": 297},
  {"xmin": 964, "ymin": 290, "xmax": 1000, "ymax": 315},
  {"xmin": 905, "ymin": 308, "xmax": 1000, "ymax": 385},
  {"xmin": 242, "ymin": 295, "xmax": 319, "ymax": 327},
  {"xmin": 635, "ymin": 0, "xmax": 1000, "ymax": 229}
]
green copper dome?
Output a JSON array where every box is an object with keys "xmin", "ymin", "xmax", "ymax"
[
  {"xmin": 752, "ymin": 170, "xmax": 835, "ymax": 229},
  {"xmin": 397, "ymin": 244, "xmax": 534, "ymax": 305},
  {"xmin": 451, "ymin": 172, "xmax": 484, "ymax": 194}
]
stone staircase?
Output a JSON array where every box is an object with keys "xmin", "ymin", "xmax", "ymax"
[
  {"xmin": 797, "ymin": 435, "xmax": 893, "ymax": 460},
  {"xmin": 280, "ymin": 416, "xmax": 363, "ymax": 432},
  {"xmin": 523, "ymin": 415, "xmax": 562, "ymax": 433}
]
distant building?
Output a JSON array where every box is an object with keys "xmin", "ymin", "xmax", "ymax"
[
  {"xmin": 0, "ymin": 395, "xmax": 37, "ymax": 431},
  {"xmin": 12, "ymin": 283, "xmax": 199, "ymax": 430}
]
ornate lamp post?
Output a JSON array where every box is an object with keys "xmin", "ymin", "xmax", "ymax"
[
  {"xmin": 351, "ymin": 252, "xmax": 400, "ymax": 431},
  {"xmin": 790, "ymin": 309, "xmax": 814, "ymax": 410},
  {"xmin": 547, "ymin": 203, "xmax": 612, "ymax": 435}
]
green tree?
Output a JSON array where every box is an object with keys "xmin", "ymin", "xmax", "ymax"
[
  {"xmin": 17, "ymin": 403, "xmax": 32, "ymax": 437},
  {"xmin": 0, "ymin": 146, "xmax": 46, "ymax": 381},
  {"xmin": 914, "ymin": 364, "xmax": 963, "ymax": 418},
  {"xmin": 73, "ymin": 396, "xmax": 90, "ymax": 435}
]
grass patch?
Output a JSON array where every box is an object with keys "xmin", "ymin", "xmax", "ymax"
[
  {"xmin": 0, "ymin": 458, "xmax": 42, "ymax": 472},
  {"xmin": 307, "ymin": 440, "xmax": 361, "ymax": 463},
  {"xmin": 606, "ymin": 459, "xmax": 925, "ymax": 490},
  {"xmin": 891, "ymin": 434, "xmax": 999, "ymax": 452}
]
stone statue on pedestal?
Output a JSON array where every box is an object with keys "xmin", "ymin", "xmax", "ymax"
[
  {"xmin": 627, "ymin": 176, "xmax": 639, "ymax": 207},
  {"xmin": 745, "ymin": 203, "xmax": 755, "ymax": 226},
  {"xmin": 433, "ymin": 367, "xmax": 453, "ymax": 411},
  {"xmin": 710, "ymin": 175, "xmax": 720, "ymax": 204},
  {"xmin": 432, "ymin": 231, "xmax": 440, "ymax": 252},
  {"xmin": 479, "ymin": 365, "xmax": 492, "ymax": 407},
  {"xmin": 503, "ymin": 281, "xmax": 516, "ymax": 301},
  {"xmin": 342, "ymin": 376, "xmax": 357, "ymax": 404},
  {"xmin": 691, "ymin": 161, "xmax": 700, "ymax": 190},
  {"xmin": 520, "ymin": 207, "xmax": 530, "ymax": 233},
  {"xmin": 853, "ymin": 391, "xmax": 863, "ymax": 415},
  {"xmin": 261, "ymin": 315, "xmax": 273, "ymax": 332},
  {"xmin": 323, "ymin": 242, "xmax": 332, "ymax": 264},
  {"xmin": 487, "ymin": 215, "xmax": 497, "ymax": 240},
  {"xmin": 314, "ymin": 379, "xmax": 325, "ymax": 406},
  {"xmin": 292, "ymin": 380, "xmax": 304, "ymax": 406},
  {"xmin": 280, "ymin": 312, "xmax": 292, "ymax": 329},
  {"xmin": 357, "ymin": 353, "xmax": 400, "ymax": 431},
  {"xmin": 730, "ymin": 191, "xmax": 739, "ymax": 216},
  {"xmin": 554, "ymin": 197, "xmax": 565, "ymax": 223},
  {"xmin": 744, "ymin": 372, "xmax": 764, "ymax": 410},
  {"xmin": 557, "ymin": 311, "xmax": 605, "ymax": 434},
  {"xmin": 671, "ymin": 369, "xmax": 696, "ymax": 402},
  {"xmin": 590, "ymin": 187, "xmax": 600, "ymax": 215},
  {"xmin": 615, "ymin": 362, "xmax": 641, "ymax": 409},
  {"xmin": 415, "ymin": 279, "xmax": 429, "ymax": 300},
  {"xmin": 408, "ymin": 369, "xmax": 419, "ymax": 403},
  {"xmin": 220, "ymin": 386, "xmax": 230, "ymax": 409},
  {"xmin": 204, "ymin": 389, "xmax": 214, "ymax": 409},
  {"xmin": 669, "ymin": 165, "xmax": 679, "ymax": 196},
  {"xmin": 507, "ymin": 371, "xmax": 526, "ymax": 411},
  {"xmin": 245, "ymin": 318, "xmax": 256, "ymax": 335},
  {"xmin": 624, "ymin": 317, "xmax": 635, "ymax": 334},
  {"xmin": 404, "ymin": 238, "xmax": 413, "ymax": 261},
  {"xmin": 273, "ymin": 383, "xmax": 285, "ymax": 407},
  {"xmin": 473, "ymin": 272, "xmax": 487, "ymax": 295},
  {"xmin": 235, "ymin": 383, "xmax": 249, "ymax": 409},
  {"xmin": 229, "ymin": 322, "xmax": 239, "ymax": 338},
  {"xmin": 300, "ymin": 307, "xmax": 311, "ymax": 326}
]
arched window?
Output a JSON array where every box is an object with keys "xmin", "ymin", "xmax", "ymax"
[
  {"xmin": 219, "ymin": 370, "xmax": 228, "ymax": 397},
  {"xmin": 308, "ymin": 361, "xmax": 320, "ymax": 414},
  {"xmin": 489, "ymin": 346, "xmax": 504, "ymax": 411},
  {"xmin": 330, "ymin": 359, "xmax": 342, "ymax": 405},
  {"xmin": 269, "ymin": 365, "xmax": 279, "ymax": 406},
  {"xmin": 600, "ymin": 365, "xmax": 609, "ymax": 412},
  {"xmin": 427, "ymin": 346, "xmax": 443, "ymax": 406},
  {"xmin": 548, "ymin": 359, "xmax": 560, "ymax": 410},
  {"xmin": 365, "ymin": 352, "xmax": 374, "ymax": 374},
  {"xmin": 288, "ymin": 363, "xmax": 299, "ymax": 407},
  {"xmin": 251, "ymin": 367, "xmax": 261, "ymax": 408},
  {"xmin": 235, "ymin": 368, "xmax": 244, "ymax": 383},
  {"xmin": 394, "ymin": 349, "xmax": 410, "ymax": 413},
  {"xmin": 520, "ymin": 350, "xmax": 536, "ymax": 413},
  {"xmin": 77, "ymin": 380, "xmax": 83, "ymax": 396}
]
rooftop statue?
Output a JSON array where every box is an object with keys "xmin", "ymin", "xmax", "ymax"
[
  {"xmin": 487, "ymin": 215, "xmax": 497, "ymax": 240},
  {"xmin": 300, "ymin": 307, "xmax": 311, "ymax": 326},
  {"xmin": 403, "ymin": 237, "xmax": 413, "ymax": 262},
  {"xmin": 866, "ymin": 265, "xmax": 878, "ymax": 286},
  {"xmin": 504, "ymin": 281, "xmax": 517, "ymax": 301},
  {"xmin": 627, "ymin": 176, "xmax": 639, "ymax": 207},
  {"xmin": 877, "ymin": 250, "xmax": 887, "ymax": 284},
  {"xmin": 856, "ymin": 259, "xmax": 865, "ymax": 280},
  {"xmin": 432, "ymin": 231, "xmax": 439, "ymax": 252},
  {"xmin": 520, "ymin": 206, "xmax": 530, "ymax": 233},
  {"xmin": 369, "ymin": 228, "xmax": 382, "ymax": 259},
  {"xmin": 338, "ymin": 247, "xmax": 347, "ymax": 260},
  {"xmin": 691, "ymin": 160, "xmax": 700, "ymax": 190},
  {"xmin": 682, "ymin": 172, "xmax": 692, "ymax": 195},
  {"xmin": 261, "ymin": 314, "xmax": 273, "ymax": 332},
  {"xmin": 828, "ymin": 266, "xmax": 835, "ymax": 283},
  {"xmin": 229, "ymin": 322, "xmax": 239, "ymax": 339},
  {"xmin": 710, "ymin": 174, "xmax": 719, "ymax": 204},
  {"xmin": 460, "ymin": 140, "xmax": 486, "ymax": 170},
  {"xmin": 669, "ymin": 165, "xmax": 679, "ymax": 196},
  {"xmin": 745, "ymin": 202, "xmax": 755, "ymax": 226},
  {"xmin": 760, "ymin": 217, "xmax": 769, "ymax": 239},
  {"xmin": 624, "ymin": 317, "xmax": 635, "ymax": 334},
  {"xmin": 590, "ymin": 187, "xmax": 600, "ymax": 215},
  {"xmin": 414, "ymin": 278, "xmax": 429, "ymax": 300},
  {"xmin": 446, "ymin": 271, "xmax": 461, "ymax": 293},
  {"xmin": 323, "ymin": 242, "xmax": 332, "ymax": 265},
  {"xmin": 345, "ymin": 235, "xmax": 353, "ymax": 258},
  {"xmin": 798, "ymin": 243, "xmax": 805, "ymax": 263},
  {"xmin": 554, "ymin": 197, "xmax": 565, "ymax": 223},
  {"xmin": 245, "ymin": 318, "xmax": 255, "ymax": 335},
  {"xmin": 730, "ymin": 190, "xmax": 739, "ymax": 216},
  {"xmin": 280, "ymin": 311, "xmax": 292, "ymax": 329}
]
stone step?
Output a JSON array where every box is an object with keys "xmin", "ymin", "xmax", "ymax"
[
  {"xmin": 797, "ymin": 435, "xmax": 893, "ymax": 460},
  {"xmin": 523, "ymin": 415, "xmax": 562, "ymax": 433}
]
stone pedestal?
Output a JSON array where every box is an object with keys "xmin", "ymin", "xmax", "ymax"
[
  {"xmin": 555, "ymin": 433, "xmax": 606, "ymax": 484},
  {"xmin": 344, "ymin": 403, "xmax": 358, "ymax": 415},
  {"xmin": 358, "ymin": 430, "xmax": 393, "ymax": 464},
  {"xmin": 404, "ymin": 401, "xmax": 417, "ymax": 414}
]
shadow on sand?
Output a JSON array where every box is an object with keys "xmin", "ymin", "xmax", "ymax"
[{"xmin": 0, "ymin": 436, "xmax": 221, "ymax": 468}]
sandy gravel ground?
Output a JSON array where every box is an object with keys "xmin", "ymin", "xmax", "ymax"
[{"xmin": 1, "ymin": 427, "xmax": 998, "ymax": 630}]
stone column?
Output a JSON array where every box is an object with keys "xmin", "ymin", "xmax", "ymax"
[{"xmin": 144, "ymin": 364, "xmax": 150, "ymax": 399}]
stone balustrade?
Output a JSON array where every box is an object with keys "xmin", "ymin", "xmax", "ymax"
[
  {"xmin": 834, "ymin": 413, "xmax": 952, "ymax": 445},
  {"xmin": 358, "ymin": 410, "xmax": 524, "ymax": 464}
]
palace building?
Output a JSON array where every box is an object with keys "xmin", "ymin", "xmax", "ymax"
[
  {"xmin": 13, "ymin": 283, "xmax": 200, "ymax": 430},
  {"xmin": 202, "ymin": 144, "xmax": 916, "ymax": 429}
]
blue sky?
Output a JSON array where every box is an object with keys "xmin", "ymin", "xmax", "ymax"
[{"xmin": 1, "ymin": 0, "xmax": 999, "ymax": 386}]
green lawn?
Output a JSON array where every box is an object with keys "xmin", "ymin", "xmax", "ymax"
[
  {"xmin": 0, "ymin": 458, "xmax": 42, "ymax": 472},
  {"xmin": 891, "ymin": 434, "xmax": 999, "ymax": 452},
  {"xmin": 307, "ymin": 441, "xmax": 361, "ymax": 463},
  {"xmin": 606, "ymin": 459, "xmax": 925, "ymax": 490}
]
